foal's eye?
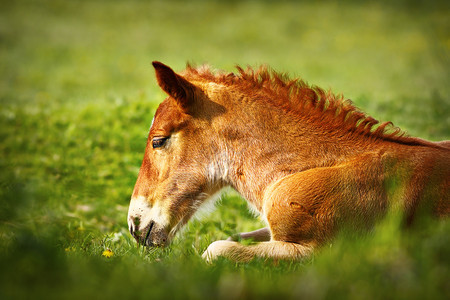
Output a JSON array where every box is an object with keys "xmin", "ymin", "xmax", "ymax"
[{"xmin": 152, "ymin": 137, "xmax": 169, "ymax": 149}]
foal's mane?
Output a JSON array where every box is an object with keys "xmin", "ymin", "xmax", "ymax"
[{"xmin": 182, "ymin": 64, "xmax": 428, "ymax": 146}]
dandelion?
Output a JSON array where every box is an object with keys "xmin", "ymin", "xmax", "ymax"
[{"xmin": 102, "ymin": 248, "xmax": 114, "ymax": 258}]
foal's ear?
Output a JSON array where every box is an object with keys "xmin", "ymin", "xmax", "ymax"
[{"xmin": 152, "ymin": 61, "xmax": 195, "ymax": 110}]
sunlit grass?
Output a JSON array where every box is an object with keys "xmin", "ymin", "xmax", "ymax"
[{"xmin": 0, "ymin": 0, "xmax": 448, "ymax": 299}]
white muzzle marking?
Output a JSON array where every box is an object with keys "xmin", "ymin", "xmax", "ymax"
[{"xmin": 127, "ymin": 196, "xmax": 170, "ymax": 234}]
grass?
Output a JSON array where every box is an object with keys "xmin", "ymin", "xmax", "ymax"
[{"xmin": 0, "ymin": 0, "xmax": 449, "ymax": 299}]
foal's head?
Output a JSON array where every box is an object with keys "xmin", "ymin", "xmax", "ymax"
[{"xmin": 128, "ymin": 62, "xmax": 227, "ymax": 246}]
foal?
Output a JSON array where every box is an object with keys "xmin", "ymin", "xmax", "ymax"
[{"xmin": 128, "ymin": 61, "xmax": 449, "ymax": 262}]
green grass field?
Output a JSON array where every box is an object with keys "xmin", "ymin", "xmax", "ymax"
[{"xmin": 0, "ymin": 0, "xmax": 449, "ymax": 299}]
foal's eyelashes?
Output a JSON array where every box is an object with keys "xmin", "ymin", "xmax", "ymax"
[{"xmin": 152, "ymin": 136, "xmax": 169, "ymax": 149}]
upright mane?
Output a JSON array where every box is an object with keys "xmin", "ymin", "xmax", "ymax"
[{"xmin": 181, "ymin": 64, "xmax": 428, "ymax": 146}]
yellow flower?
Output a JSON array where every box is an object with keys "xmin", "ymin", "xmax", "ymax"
[{"xmin": 102, "ymin": 248, "xmax": 114, "ymax": 258}]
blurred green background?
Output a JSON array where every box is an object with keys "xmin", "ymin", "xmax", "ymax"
[{"xmin": 0, "ymin": 0, "xmax": 449, "ymax": 299}]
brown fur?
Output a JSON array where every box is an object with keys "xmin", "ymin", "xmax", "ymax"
[{"xmin": 127, "ymin": 61, "xmax": 449, "ymax": 262}]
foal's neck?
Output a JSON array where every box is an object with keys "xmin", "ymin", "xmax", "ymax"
[{"xmin": 221, "ymin": 98, "xmax": 383, "ymax": 212}]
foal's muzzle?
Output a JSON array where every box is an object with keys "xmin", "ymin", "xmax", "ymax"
[
  {"xmin": 127, "ymin": 196, "xmax": 171, "ymax": 247},
  {"xmin": 128, "ymin": 217, "xmax": 169, "ymax": 247},
  {"xmin": 128, "ymin": 218, "xmax": 155, "ymax": 246}
]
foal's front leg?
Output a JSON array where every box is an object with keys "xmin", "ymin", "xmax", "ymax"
[
  {"xmin": 202, "ymin": 169, "xmax": 337, "ymax": 263},
  {"xmin": 202, "ymin": 227, "xmax": 272, "ymax": 262},
  {"xmin": 202, "ymin": 240, "xmax": 314, "ymax": 263}
]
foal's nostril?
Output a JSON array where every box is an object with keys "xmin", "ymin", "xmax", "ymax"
[
  {"xmin": 128, "ymin": 217, "xmax": 156, "ymax": 246},
  {"xmin": 129, "ymin": 223, "xmax": 135, "ymax": 236},
  {"xmin": 143, "ymin": 221, "xmax": 155, "ymax": 246}
]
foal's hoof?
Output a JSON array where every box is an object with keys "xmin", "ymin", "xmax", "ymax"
[{"xmin": 202, "ymin": 240, "xmax": 235, "ymax": 263}]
